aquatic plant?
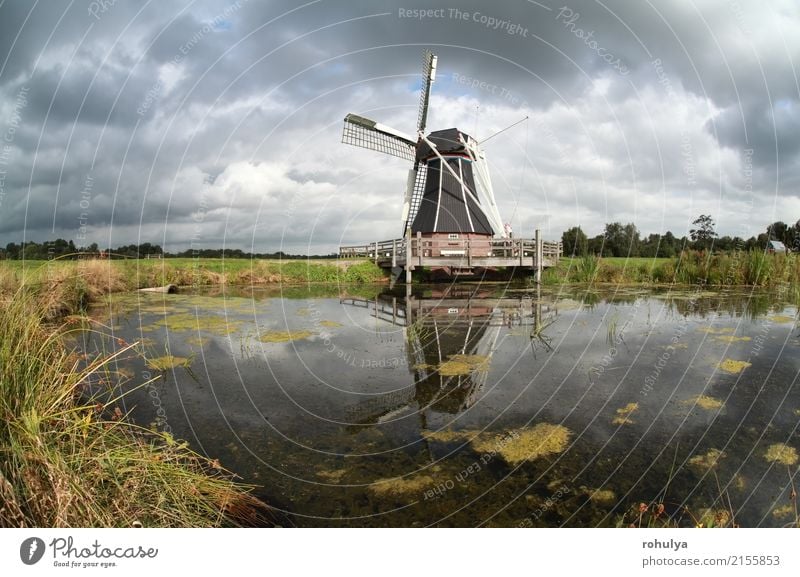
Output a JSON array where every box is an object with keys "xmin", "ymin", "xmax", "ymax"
[
  {"xmin": 421, "ymin": 429, "xmax": 477, "ymax": 443},
  {"xmin": 764, "ymin": 443, "xmax": 798, "ymax": 466},
  {"xmin": 573, "ymin": 254, "xmax": 600, "ymax": 283},
  {"xmin": 714, "ymin": 335, "xmax": 751, "ymax": 343},
  {"xmin": 145, "ymin": 355, "xmax": 192, "ymax": 371},
  {"xmin": 718, "ymin": 358, "xmax": 752, "ymax": 374},
  {"xmin": 695, "ymin": 508, "xmax": 732, "ymax": 528},
  {"xmin": 546, "ymin": 250, "xmax": 800, "ymax": 288},
  {"xmin": 472, "ymin": 423, "xmax": 571, "ymax": 465},
  {"xmin": 612, "ymin": 403, "xmax": 639, "ymax": 425},
  {"xmin": 368, "ymin": 474, "xmax": 435, "ymax": 497},
  {"xmin": 682, "ymin": 395, "xmax": 724, "ymax": 411},
  {"xmin": 259, "ymin": 330, "xmax": 314, "ymax": 343},
  {"xmin": 742, "ymin": 250, "xmax": 771, "ymax": 286},
  {"xmin": 437, "ymin": 354, "xmax": 490, "ymax": 376},
  {"xmin": 152, "ymin": 312, "xmax": 242, "ymax": 335},
  {"xmin": 587, "ymin": 488, "xmax": 617, "ymax": 505},
  {"xmin": 688, "ymin": 449, "xmax": 726, "ymax": 472}
]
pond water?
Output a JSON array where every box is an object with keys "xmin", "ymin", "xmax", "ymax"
[{"xmin": 79, "ymin": 283, "xmax": 800, "ymax": 527}]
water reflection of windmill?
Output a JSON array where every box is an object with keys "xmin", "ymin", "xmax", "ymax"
[{"xmin": 340, "ymin": 288, "xmax": 555, "ymax": 426}]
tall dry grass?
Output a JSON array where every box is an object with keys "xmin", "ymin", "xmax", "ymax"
[{"xmin": 0, "ymin": 292, "xmax": 271, "ymax": 527}]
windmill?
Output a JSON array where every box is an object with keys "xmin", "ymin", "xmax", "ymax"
[{"xmin": 341, "ymin": 51, "xmax": 507, "ymax": 242}]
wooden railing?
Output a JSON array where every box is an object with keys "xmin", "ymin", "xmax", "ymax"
[{"xmin": 339, "ymin": 236, "xmax": 562, "ymax": 267}]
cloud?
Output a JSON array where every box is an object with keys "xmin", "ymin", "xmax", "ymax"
[{"xmin": 0, "ymin": 0, "xmax": 798, "ymax": 252}]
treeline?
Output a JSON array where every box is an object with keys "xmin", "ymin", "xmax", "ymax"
[
  {"xmin": 0, "ymin": 240, "xmax": 336, "ymax": 260},
  {"xmin": 562, "ymin": 216, "xmax": 800, "ymax": 258}
]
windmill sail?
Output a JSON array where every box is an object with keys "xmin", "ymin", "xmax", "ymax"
[
  {"xmin": 342, "ymin": 114, "xmax": 416, "ymax": 161},
  {"xmin": 417, "ymin": 51, "xmax": 438, "ymax": 134},
  {"xmin": 402, "ymin": 164, "xmax": 427, "ymax": 231}
]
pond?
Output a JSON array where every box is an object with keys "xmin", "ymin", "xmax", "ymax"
[{"xmin": 78, "ymin": 283, "xmax": 800, "ymax": 527}]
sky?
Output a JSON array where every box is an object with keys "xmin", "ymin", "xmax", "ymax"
[{"xmin": 0, "ymin": 0, "xmax": 798, "ymax": 254}]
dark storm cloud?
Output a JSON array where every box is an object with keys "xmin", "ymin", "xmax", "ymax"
[{"xmin": 0, "ymin": 0, "xmax": 798, "ymax": 253}]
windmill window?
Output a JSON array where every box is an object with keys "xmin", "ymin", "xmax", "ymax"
[{"xmin": 448, "ymin": 233, "xmax": 459, "ymax": 240}]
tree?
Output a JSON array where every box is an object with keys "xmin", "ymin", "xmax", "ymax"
[
  {"xmin": 689, "ymin": 214, "xmax": 717, "ymax": 250},
  {"xmin": 603, "ymin": 222, "xmax": 640, "ymax": 257},
  {"xmin": 640, "ymin": 233, "xmax": 675, "ymax": 257},
  {"xmin": 622, "ymin": 223, "xmax": 641, "ymax": 257},
  {"xmin": 587, "ymin": 234, "xmax": 605, "ymax": 256},
  {"xmin": 794, "ymin": 220, "xmax": 800, "ymax": 252},
  {"xmin": 603, "ymin": 222, "xmax": 624, "ymax": 257},
  {"xmin": 562, "ymin": 226, "xmax": 588, "ymax": 257},
  {"xmin": 766, "ymin": 221, "xmax": 797, "ymax": 249}
]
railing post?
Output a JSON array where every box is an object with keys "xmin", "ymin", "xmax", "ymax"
[
  {"xmin": 374, "ymin": 241, "xmax": 378, "ymax": 265},
  {"xmin": 535, "ymin": 228, "xmax": 542, "ymax": 284},
  {"xmin": 467, "ymin": 239, "xmax": 471, "ymax": 267},
  {"xmin": 405, "ymin": 228, "xmax": 413, "ymax": 284},
  {"xmin": 417, "ymin": 231, "xmax": 423, "ymax": 266},
  {"xmin": 392, "ymin": 239, "xmax": 397, "ymax": 268}
]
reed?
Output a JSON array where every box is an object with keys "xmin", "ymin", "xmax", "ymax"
[{"xmin": 0, "ymin": 292, "xmax": 269, "ymax": 527}]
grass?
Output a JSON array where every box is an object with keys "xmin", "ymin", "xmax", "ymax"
[
  {"xmin": 0, "ymin": 258, "xmax": 386, "ymax": 300},
  {"xmin": 547, "ymin": 250, "xmax": 800, "ymax": 290},
  {"xmin": 0, "ymin": 291, "xmax": 270, "ymax": 527},
  {"xmin": 0, "ymin": 258, "xmax": 386, "ymax": 319}
]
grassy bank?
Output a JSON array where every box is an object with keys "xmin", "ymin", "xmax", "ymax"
[
  {"xmin": 545, "ymin": 251, "xmax": 800, "ymax": 290},
  {"xmin": 0, "ymin": 291, "xmax": 272, "ymax": 527},
  {"xmin": 0, "ymin": 258, "xmax": 386, "ymax": 319}
]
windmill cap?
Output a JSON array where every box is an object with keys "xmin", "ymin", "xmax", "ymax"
[{"xmin": 416, "ymin": 128, "xmax": 474, "ymax": 161}]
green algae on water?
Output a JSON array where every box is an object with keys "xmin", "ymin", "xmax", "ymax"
[
  {"xmin": 764, "ymin": 443, "xmax": 798, "ymax": 466},
  {"xmin": 714, "ymin": 335, "xmax": 752, "ymax": 343},
  {"xmin": 317, "ymin": 469, "xmax": 347, "ymax": 483},
  {"xmin": 187, "ymin": 335, "xmax": 211, "ymax": 348},
  {"xmin": 587, "ymin": 488, "xmax": 616, "ymax": 505},
  {"xmin": 472, "ymin": 423, "xmax": 571, "ymax": 465},
  {"xmin": 146, "ymin": 355, "xmax": 191, "ymax": 370},
  {"xmin": 718, "ymin": 358, "xmax": 752, "ymax": 374},
  {"xmin": 259, "ymin": 330, "xmax": 313, "ymax": 343},
  {"xmin": 682, "ymin": 395, "xmax": 724, "ymax": 411},
  {"xmin": 422, "ymin": 429, "xmax": 477, "ymax": 443},
  {"xmin": 368, "ymin": 475, "xmax": 434, "ymax": 497},
  {"xmin": 153, "ymin": 312, "xmax": 242, "ymax": 335},
  {"xmin": 772, "ymin": 504, "xmax": 795, "ymax": 519},
  {"xmin": 437, "ymin": 354, "xmax": 490, "ymax": 376},
  {"xmin": 688, "ymin": 448, "xmax": 725, "ymax": 472},
  {"xmin": 612, "ymin": 402, "xmax": 638, "ymax": 425}
]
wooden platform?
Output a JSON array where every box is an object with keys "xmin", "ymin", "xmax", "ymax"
[{"xmin": 339, "ymin": 233, "xmax": 562, "ymax": 279}]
